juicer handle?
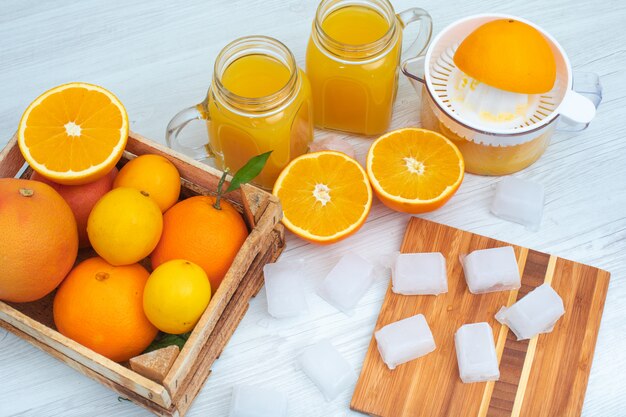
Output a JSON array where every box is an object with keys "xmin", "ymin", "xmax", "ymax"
[
  {"xmin": 401, "ymin": 55, "xmax": 426, "ymax": 85},
  {"xmin": 165, "ymin": 99, "xmax": 214, "ymax": 162},
  {"xmin": 397, "ymin": 7, "xmax": 432, "ymax": 85},
  {"xmin": 557, "ymin": 72, "xmax": 603, "ymax": 132}
]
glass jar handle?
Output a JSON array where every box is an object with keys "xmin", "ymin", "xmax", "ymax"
[
  {"xmin": 397, "ymin": 8, "xmax": 432, "ymax": 85},
  {"xmin": 557, "ymin": 72, "xmax": 602, "ymax": 132},
  {"xmin": 165, "ymin": 98, "xmax": 215, "ymax": 161}
]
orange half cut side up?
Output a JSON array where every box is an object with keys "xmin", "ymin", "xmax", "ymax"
[
  {"xmin": 273, "ymin": 151, "xmax": 373, "ymax": 244},
  {"xmin": 366, "ymin": 128, "xmax": 464, "ymax": 214},
  {"xmin": 18, "ymin": 82, "xmax": 129, "ymax": 185}
]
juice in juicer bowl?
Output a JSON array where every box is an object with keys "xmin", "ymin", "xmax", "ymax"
[{"xmin": 401, "ymin": 14, "xmax": 602, "ymax": 175}]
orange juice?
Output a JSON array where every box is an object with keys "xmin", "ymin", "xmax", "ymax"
[
  {"xmin": 322, "ymin": 6, "xmax": 389, "ymax": 44},
  {"xmin": 206, "ymin": 52, "xmax": 313, "ymax": 189},
  {"xmin": 220, "ymin": 54, "xmax": 291, "ymax": 97},
  {"xmin": 306, "ymin": 3, "xmax": 402, "ymax": 135},
  {"xmin": 419, "ymin": 87, "xmax": 553, "ymax": 175}
]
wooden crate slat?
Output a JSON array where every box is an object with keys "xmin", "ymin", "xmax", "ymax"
[
  {"xmin": 123, "ymin": 132, "xmax": 246, "ymax": 206},
  {"xmin": 0, "ymin": 319, "xmax": 178, "ymax": 417},
  {"xmin": 0, "ymin": 303, "xmax": 172, "ymax": 409},
  {"xmin": 163, "ymin": 197, "xmax": 282, "ymax": 396},
  {"xmin": 0, "ymin": 135, "xmax": 25, "ymax": 178},
  {"xmin": 173, "ymin": 225, "xmax": 284, "ymax": 415}
]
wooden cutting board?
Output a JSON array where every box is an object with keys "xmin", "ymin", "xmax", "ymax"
[{"xmin": 351, "ymin": 217, "xmax": 610, "ymax": 417}]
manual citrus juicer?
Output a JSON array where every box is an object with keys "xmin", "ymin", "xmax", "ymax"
[{"xmin": 402, "ymin": 14, "xmax": 602, "ymax": 175}]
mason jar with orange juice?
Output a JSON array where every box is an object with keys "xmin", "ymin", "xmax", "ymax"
[
  {"xmin": 167, "ymin": 36, "xmax": 313, "ymax": 189},
  {"xmin": 306, "ymin": 0, "xmax": 432, "ymax": 136}
]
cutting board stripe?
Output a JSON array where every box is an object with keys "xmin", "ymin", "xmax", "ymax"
[
  {"xmin": 478, "ymin": 247, "xmax": 529, "ymax": 417},
  {"xmin": 485, "ymin": 250, "xmax": 551, "ymax": 417},
  {"xmin": 510, "ymin": 255, "xmax": 557, "ymax": 417}
]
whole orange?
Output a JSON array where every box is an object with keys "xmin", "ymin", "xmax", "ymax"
[
  {"xmin": 0, "ymin": 178, "xmax": 78, "ymax": 302},
  {"xmin": 53, "ymin": 257, "xmax": 158, "ymax": 362},
  {"xmin": 32, "ymin": 168, "xmax": 118, "ymax": 248},
  {"xmin": 113, "ymin": 154, "xmax": 181, "ymax": 212},
  {"xmin": 151, "ymin": 196, "xmax": 248, "ymax": 292}
]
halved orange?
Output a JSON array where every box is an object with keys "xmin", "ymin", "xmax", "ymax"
[
  {"xmin": 273, "ymin": 151, "xmax": 372, "ymax": 244},
  {"xmin": 453, "ymin": 19, "xmax": 556, "ymax": 94},
  {"xmin": 366, "ymin": 128, "xmax": 464, "ymax": 214},
  {"xmin": 18, "ymin": 82, "xmax": 129, "ymax": 185}
]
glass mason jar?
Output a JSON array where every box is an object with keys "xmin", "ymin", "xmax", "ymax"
[
  {"xmin": 306, "ymin": 0, "xmax": 432, "ymax": 136},
  {"xmin": 166, "ymin": 36, "xmax": 313, "ymax": 190}
]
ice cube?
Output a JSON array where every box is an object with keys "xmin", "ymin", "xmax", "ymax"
[
  {"xmin": 229, "ymin": 385, "xmax": 288, "ymax": 417},
  {"xmin": 454, "ymin": 323, "xmax": 500, "ymax": 383},
  {"xmin": 298, "ymin": 340, "xmax": 356, "ymax": 401},
  {"xmin": 495, "ymin": 283, "xmax": 565, "ymax": 340},
  {"xmin": 318, "ymin": 253, "xmax": 374, "ymax": 314},
  {"xmin": 375, "ymin": 314, "xmax": 436, "ymax": 370},
  {"xmin": 490, "ymin": 176, "xmax": 545, "ymax": 230},
  {"xmin": 392, "ymin": 252, "xmax": 447, "ymax": 295},
  {"xmin": 263, "ymin": 261, "xmax": 308, "ymax": 318},
  {"xmin": 462, "ymin": 246, "xmax": 520, "ymax": 294}
]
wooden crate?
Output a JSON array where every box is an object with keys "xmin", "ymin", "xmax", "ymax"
[{"xmin": 0, "ymin": 131, "xmax": 285, "ymax": 416}]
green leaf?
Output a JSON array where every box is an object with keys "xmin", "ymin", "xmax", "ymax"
[
  {"xmin": 225, "ymin": 151, "xmax": 272, "ymax": 193},
  {"xmin": 143, "ymin": 332, "xmax": 190, "ymax": 354}
]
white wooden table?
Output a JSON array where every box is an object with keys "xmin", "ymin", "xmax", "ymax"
[{"xmin": 1, "ymin": 1, "xmax": 624, "ymax": 416}]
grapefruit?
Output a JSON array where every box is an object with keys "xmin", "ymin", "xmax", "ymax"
[{"xmin": 0, "ymin": 178, "xmax": 78, "ymax": 302}]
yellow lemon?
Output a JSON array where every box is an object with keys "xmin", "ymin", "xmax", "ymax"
[
  {"xmin": 143, "ymin": 259, "xmax": 211, "ymax": 334},
  {"xmin": 87, "ymin": 187, "xmax": 163, "ymax": 265},
  {"xmin": 114, "ymin": 154, "xmax": 181, "ymax": 212}
]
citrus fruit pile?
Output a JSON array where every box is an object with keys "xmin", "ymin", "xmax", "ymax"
[
  {"xmin": 1, "ymin": 83, "xmax": 249, "ymax": 363},
  {"xmin": 3, "ymin": 83, "xmax": 465, "ymax": 361},
  {"xmin": 273, "ymin": 128, "xmax": 465, "ymax": 243}
]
